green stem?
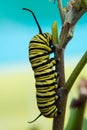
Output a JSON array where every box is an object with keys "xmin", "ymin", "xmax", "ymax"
[
  {"xmin": 52, "ymin": 21, "xmax": 59, "ymax": 45},
  {"xmin": 65, "ymin": 102, "xmax": 86, "ymax": 130},
  {"xmin": 65, "ymin": 51, "xmax": 87, "ymax": 93},
  {"xmin": 58, "ymin": 0, "xmax": 65, "ymax": 23}
]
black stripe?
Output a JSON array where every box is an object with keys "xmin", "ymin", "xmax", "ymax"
[
  {"xmin": 36, "ymin": 77, "xmax": 57, "ymax": 83},
  {"xmin": 31, "ymin": 34, "xmax": 47, "ymax": 44},
  {"xmin": 37, "ymin": 86, "xmax": 56, "ymax": 93},
  {"xmin": 36, "ymin": 94, "xmax": 55, "ymax": 99},
  {"xmin": 36, "ymin": 86, "xmax": 56, "ymax": 92},
  {"xmin": 39, "ymin": 33, "xmax": 47, "ymax": 38},
  {"xmin": 35, "ymin": 74, "xmax": 57, "ymax": 81},
  {"xmin": 32, "ymin": 61, "xmax": 49, "ymax": 70},
  {"xmin": 29, "ymin": 47, "xmax": 48, "ymax": 51},
  {"xmin": 35, "ymin": 70, "xmax": 56, "ymax": 78},
  {"xmin": 38, "ymin": 102, "xmax": 55, "ymax": 109},
  {"xmin": 36, "ymin": 81, "xmax": 57, "ymax": 88},
  {"xmin": 39, "ymin": 33, "xmax": 51, "ymax": 39},
  {"xmin": 29, "ymin": 53, "xmax": 49, "ymax": 61},
  {"xmin": 30, "ymin": 40, "xmax": 45, "ymax": 44},
  {"xmin": 37, "ymin": 98, "xmax": 55, "ymax": 104},
  {"xmin": 43, "ymin": 33, "xmax": 48, "ymax": 38},
  {"xmin": 32, "ymin": 59, "xmax": 51, "ymax": 70},
  {"xmin": 37, "ymin": 35, "xmax": 47, "ymax": 43},
  {"xmin": 39, "ymin": 105, "xmax": 55, "ymax": 112},
  {"xmin": 45, "ymin": 107, "xmax": 56, "ymax": 117},
  {"xmin": 40, "ymin": 33, "xmax": 51, "ymax": 43},
  {"xmin": 36, "ymin": 91, "xmax": 55, "ymax": 98}
]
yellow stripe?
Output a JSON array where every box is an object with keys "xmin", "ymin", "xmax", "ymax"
[
  {"xmin": 34, "ymin": 62, "xmax": 55, "ymax": 72},
  {"xmin": 36, "ymin": 90, "xmax": 56, "ymax": 97},
  {"xmin": 32, "ymin": 59, "xmax": 49, "ymax": 68},
  {"xmin": 29, "ymin": 43, "xmax": 52, "ymax": 52},
  {"xmin": 35, "ymin": 73, "xmax": 57, "ymax": 81},
  {"xmin": 36, "ymin": 79, "xmax": 56, "ymax": 85},
  {"xmin": 36, "ymin": 84, "xmax": 58, "ymax": 91},
  {"xmin": 37, "ymin": 100, "xmax": 55, "ymax": 107},
  {"xmin": 30, "ymin": 55, "xmax": 49, "ymax": 63},
  {"xmin": 40, "ymin": 106, "xmax": 56, "ymax": 117},
  {"xmin": 37, "ymin": 96, "xmax": 58, "ymax": 102},
  {"xmin": 35, "ymin": 69, "xmax": 54, "ymax": 74}
]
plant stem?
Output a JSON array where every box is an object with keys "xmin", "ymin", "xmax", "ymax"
[
  {"xmin": 52, "ymin": 20, "xmax": 67, "ymax": 130},
  {"xmin": 58, "ymin": 0, "xmax": 65, "ymax": 23},
  {"xmin": 63, "ymin": 26, "xmax": 75, "ymax": 48},
  {"xmin": 65, "ymin": 102, "xmax": 86, "ymax": 130},
  {"xmin": 65, "ymin": 51, "xmax": 87, "ymax": 93},
  {"xmin": 58, "ymin": 22, "xmax": 71, "ymax": 48},
  {"xmin": 53, "ymin": 48, "xmax": 67, "ymax": 130},
  {"xmin": 58, "ymin": 0, "xmax": 87, "ymax": 48}
]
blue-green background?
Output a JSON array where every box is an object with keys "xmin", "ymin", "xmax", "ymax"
[{"xmin": 0, "ymin": 0, "xmax": 87, "ymax": 66}]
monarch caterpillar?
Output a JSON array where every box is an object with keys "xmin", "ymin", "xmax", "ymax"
[{"xmin": 23, "ymin": 8, "xmax": 60, "ymax": 123}]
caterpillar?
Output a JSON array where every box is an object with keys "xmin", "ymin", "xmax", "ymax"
[{"xmin": 23, "ymin": 8, "xmax": 60, "ymax": 123}]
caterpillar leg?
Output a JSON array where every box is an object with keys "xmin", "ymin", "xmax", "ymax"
[
  {"xmin": 50, "ymin": 57, "xmax": 60, "ymax": 66},
  {"xmin": 49, "ymin": 58, "xmax": 56, "ymax": 65},
  {"xmin": 51, "ymin": 46, "xmax": 55, "ymax": 53},
  {"xmin": 57, "ymin": 110, "xmax": 61, "ymax": 115}
]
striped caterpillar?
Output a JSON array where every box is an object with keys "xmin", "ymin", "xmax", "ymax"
[{"xmin": 23, "ymin": 8, "xmax": 60, "ymax": 123}]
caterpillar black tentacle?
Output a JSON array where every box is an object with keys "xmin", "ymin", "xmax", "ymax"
[
  {"xmin": 22, "ymin": 8, "xmax": 42, "ymax": 34},
  {"xmin": 23, "ymin": 8, "xmax": 60, "ymax": 123},
  {"xmin": 28, "ymin": 113, "xmax": 42, "ymax": 123}
]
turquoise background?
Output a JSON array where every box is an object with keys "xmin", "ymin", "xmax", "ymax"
[{"xmin": 0, "ymin": 0, "xmax": 87, "ymax": 66}]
